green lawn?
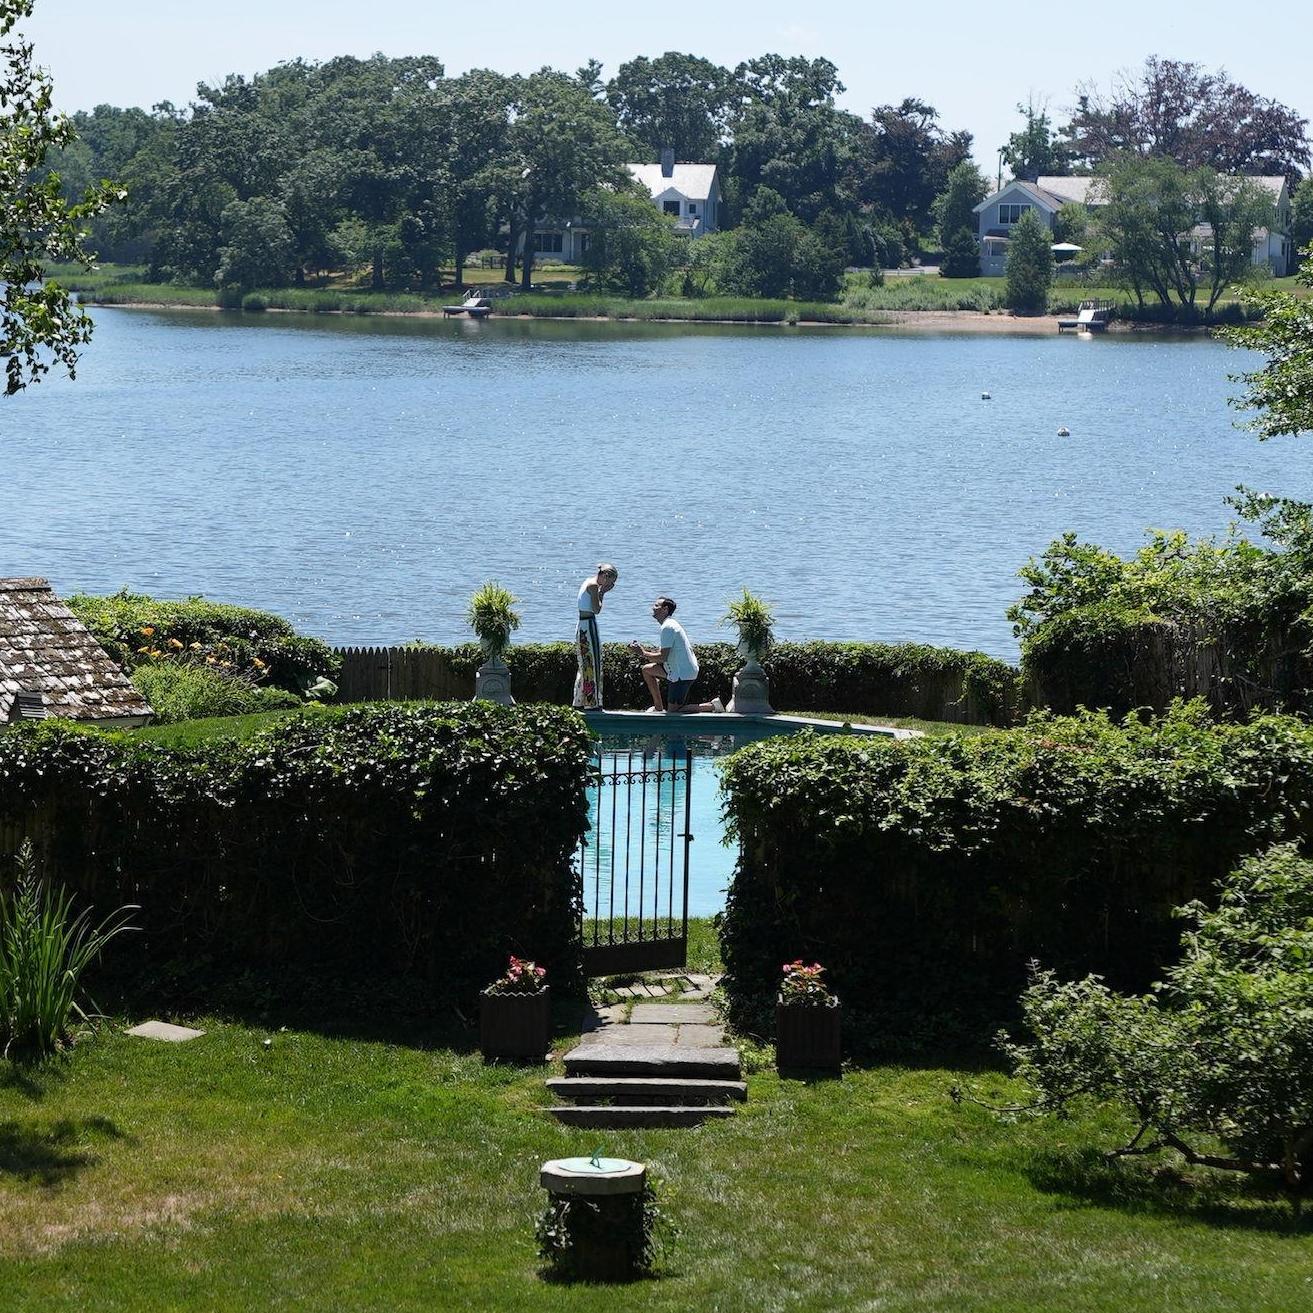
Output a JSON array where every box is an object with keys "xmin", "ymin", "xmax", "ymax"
[{"xmin": 2, "ymin": 1007, "xmax": 1308, "ymax": 1311}]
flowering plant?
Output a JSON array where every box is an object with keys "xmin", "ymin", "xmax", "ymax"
[
  {"xmin": 779, "ymin": 960, "xmax": 837, "ymax": 1007},
  {"xmin": 485, "ymin": 955, "xmax": 548, "ymax": 996}
]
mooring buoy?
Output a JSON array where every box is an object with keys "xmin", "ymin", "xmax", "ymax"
[
  {"xmin": 1057, "ymin": 426, "xmax": 1070, "ymax": 436},
  {"xmin": 981, "ymin": 391, "xmax": 992, "ymax": 400}
]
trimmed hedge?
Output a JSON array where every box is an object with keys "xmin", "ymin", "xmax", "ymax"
[
  {"xmin": 360, "ymin": 640, "xmax": 1020, "ymax": 726},
  {"xmin": 0, "ymin": 703, "xmax": 592, "ymax": 1003},
  {"xmin": 718, "ymin": 703, "xmax": 1313, "ymax": 1052}
]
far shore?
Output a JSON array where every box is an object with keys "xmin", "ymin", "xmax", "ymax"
[{"xmin": 84, "ymin": 299, "xmax": 1202, "ymax": 335}]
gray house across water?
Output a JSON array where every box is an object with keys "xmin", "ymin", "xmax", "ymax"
[{"xmin": 972, "ymin": 175, "xmax": 1293, "ymax": 277}]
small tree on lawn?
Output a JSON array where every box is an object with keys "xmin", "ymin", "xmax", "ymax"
[
  {"xmin": 940, "ymin": 228, "xmax": 980, "ymax": 278},
  {"xmin": 986, "ymin": 844, "xmax": 1313, "ymax": 1199},
  {"xmin": 1004, "ymin": 209, "xmax": 1053, "ymax": 313}
]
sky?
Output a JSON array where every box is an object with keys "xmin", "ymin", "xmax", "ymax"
[{"xmin": 20, "ymin": 0, "xmax": 1313, "ymax": 176}]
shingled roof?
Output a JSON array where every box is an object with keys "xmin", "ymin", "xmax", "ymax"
[{"xmin": 0, "ymin": 578, "xmax": 152, "ymax": 725}]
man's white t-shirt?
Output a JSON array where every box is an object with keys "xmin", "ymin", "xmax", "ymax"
[{"xmin": 659, "ymin": 617, "xmax": 699, "ymax": 682}]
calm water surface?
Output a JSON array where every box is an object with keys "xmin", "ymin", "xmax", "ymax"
[{"xmin": 5, "ymin": 307, "xmax": 1312, "ymax": 660}]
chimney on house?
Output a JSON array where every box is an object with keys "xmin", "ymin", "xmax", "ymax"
[{"xmin": 660, "ymin": 148, "xmax": 675, "ymax": 178}]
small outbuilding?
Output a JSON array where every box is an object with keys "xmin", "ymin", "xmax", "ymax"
[{"xmin": 0, "ymin": 578, "xmax": 152, "ymax": 727}]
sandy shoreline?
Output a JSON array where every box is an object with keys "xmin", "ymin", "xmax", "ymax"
[{"xmin": 87, "ymin": 300, "xmax": 1179, "ymax": 335}]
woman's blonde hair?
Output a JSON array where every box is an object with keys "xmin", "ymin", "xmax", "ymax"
[{"xmin": 596, "ymin": 562, "xmax": 619, "ymax": 580}]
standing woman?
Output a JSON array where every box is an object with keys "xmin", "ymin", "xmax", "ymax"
[{"xmin": 574, "ymin": 563, "xmax": 618, "ymax": 709}]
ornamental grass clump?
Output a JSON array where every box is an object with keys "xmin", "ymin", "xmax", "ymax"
[
  {"xmin": 723, "ymin": 588, "xmax": 775, "ymax": 659},
  {"xmin": 466, "ymin": 582, "xmax": 521, "ymax": 659},
  {"xmin": 0, "ymin": 842, "xmax": 137, "ymax": 1064}
]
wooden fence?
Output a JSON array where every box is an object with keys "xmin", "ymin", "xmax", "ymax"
[{"xmin": 334, "ymin": 646, "xmax": 472, "ymax": 703}]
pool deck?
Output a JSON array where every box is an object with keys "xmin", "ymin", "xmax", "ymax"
[{"xmin": 582, "ymin": 710, "xmax": 920, "ymax": 739}]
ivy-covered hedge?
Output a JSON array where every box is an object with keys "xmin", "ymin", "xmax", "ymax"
[
  {"xmin": 0, "ymin": 703, "xmax": 591, "ymax": 1003},
  {"xmin": 718, "ymin": 703, "xmax": 1313, "ymax": 1051},
  {"xmin": 366, "ymin": 640, "xmax": 1019, "ymax": 726}
]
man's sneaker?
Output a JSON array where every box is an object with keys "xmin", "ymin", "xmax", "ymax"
[
  {"xmin": 643, "ymin": 706, "xmax": 662, "ymax": 714},
  {"xmin": 711, "ymin": 697, "xmax": 726, "ymax": 713}
]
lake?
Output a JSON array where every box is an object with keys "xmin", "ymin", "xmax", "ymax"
[{"xmin": 4, "ymin": 307, "xmax": 1312, "ymax": 660}]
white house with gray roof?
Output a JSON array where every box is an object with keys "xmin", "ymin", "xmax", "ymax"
[
  {"xmin": 972, "ymin": 175, "xmax": 1292, "ymax": 277},
  {"xmin": 524, "ymin": 151, "xmax": 722, "ymax": 264}
]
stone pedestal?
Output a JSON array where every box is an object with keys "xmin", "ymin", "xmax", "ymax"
[
  {"xmin": 539, "ymin": 1158, "xmax": 648, "ymax": 1282},
  {"xmin": 727, "ymin": 654, "xmax": 774, "ymax": 715},
  {"xmin": 474, "ymin": 654, "xmax": 514, "ymax": 705}
]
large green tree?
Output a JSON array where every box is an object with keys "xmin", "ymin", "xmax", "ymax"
[
  {"xmin": 606, "ymin": 52, "xmax": 735, "ymax": 160},
  {"xmin": 1001, "ymin": 99, "xmax": 1067, "ymax": 182},
  {"xmin": 1290, "ymin": 179, "xmax": 1313, "ymax": 270},
  {"xmin": 933, "ymin": 160, "xmax": 986, "ymax": 246},
  {"xmin": 506, "ymin": 70, "xmax": 628, "ymax": 291},
  {"xmin": 579, "ymin": 188, "xmax": 679, "ymax": 297},
  {"xmin": 1, "ymin": 0, "xmax": 120, "ymax": 394}
]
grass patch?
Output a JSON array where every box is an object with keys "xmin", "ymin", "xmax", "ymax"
[
  {"xmin": 502, "ymin": 293, "xmax": 891, "ymax": 325},
  {"xmin": 0, "ymin": 1021, "xmax": 1308, "ymax": 1309}
]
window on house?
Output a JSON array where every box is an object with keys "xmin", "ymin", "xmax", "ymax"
[
  {"xmin": 532, "ymin": 231, "xmax": 564, "ymax": 254},
  {"xmin": 663, "ymin": 200, "xmax": 681, "ymax": 216},
  {"xmin": 999, "ymin": 203, "xmax": 1032, "ymax": 224},
  {"xmin": 688, "ymin": 203, "xmax": 698, "ymax": 216}
]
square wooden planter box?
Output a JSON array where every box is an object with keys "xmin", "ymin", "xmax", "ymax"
[
  {"xmin": 480, "ymin": 987, "xmax": 551, "ymax": 1063},
  {"xmin": 776, "ymin": 1000, "xmax": 842, "ymax": 1073}
]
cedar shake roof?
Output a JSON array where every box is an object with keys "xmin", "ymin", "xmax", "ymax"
[{"xmin": 0, "ymin": 578, "xmax": 152, "ymax": 724}]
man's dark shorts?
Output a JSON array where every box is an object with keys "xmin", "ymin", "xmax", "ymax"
[{"xmin": 666, "ymin": 678, "xmax": 695, "ymax": 708}]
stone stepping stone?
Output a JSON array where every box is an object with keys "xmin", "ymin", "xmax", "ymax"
[
  {"xmin": 628, "ymin": 1003, "xmax": 716, "ymax": 1025},
  {"xmin": 546, "ymin": 1076, "xmax": 747, "ymax": 1105},
  {"xmin": 671, "ymin": 1024, "xmax": 727, "ymax": 1048},
  {"xmin": 564, "ymin": 1042, "xmax": 741, "ymax": 1080},
  {"xmin": 126, "ymin": 1020, "xmax": 205, "ymax": 1043},
  {"xmin": 610, "ymin": 982, "xmax": 670, "ymax": 998},
  {"xmin": 547, "ymin": 1104, "xmax": 735, "ymax": 1128}
]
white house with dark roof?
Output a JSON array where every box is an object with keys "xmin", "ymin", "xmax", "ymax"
[
  {"xmin": 0, "ymin": 578, "xmax": 152, "ymax": 728},
  {"xmin": 973, "ymin": 174, "xmax": 1292, "ymax": 277},
  {"xmin": 524, "ymin": 150, "xmax": 722, "ymax": 264}
]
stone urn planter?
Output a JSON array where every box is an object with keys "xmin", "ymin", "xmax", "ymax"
[
  {"xmin": 776, "ymin": 1000, "xmax": 842, "ymax": 1073},
  {"xmin": 728, "ymin": 641, "xmax": 774, "ymax": 715},
  {"xmin": 480, "ymin": 956, "xmax": 550, "ymax": 1062},
  {"xmin": 474, "ymin": 652, "xmax": 515, "ymax": 705}
]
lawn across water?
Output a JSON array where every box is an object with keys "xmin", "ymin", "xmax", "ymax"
[{"xmin": 2, "ymin": 971, "xmax": 1309, "ymax": 1312}]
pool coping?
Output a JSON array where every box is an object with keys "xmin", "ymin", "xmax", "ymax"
[{"xmin": 581, "ymin": 710, "xmax": 919, "ymax": 739}]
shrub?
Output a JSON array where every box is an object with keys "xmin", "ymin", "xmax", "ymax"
[
  {"xmin": 940, "ymin": 227, "xmax": 981, "ymax": 279},
  {"xmin": 1004, "ymin": 209, "xmax": 1053, "ymax": 313},
  {"xmin": 0, "ymin": 842, "xmax": 137, "ymax": 1064},
  {"xmin": 0, "ymin": 703, "xmax": 592, "ymax": 1003},
  {"xmin": 68, "ymin": 590, "xmax": 340, "ymax": 695},
  {"xmin": 131, "ymin": 663, "xmax": 300, "ymax": 724},
  {"xmin": 717, "ymin": 703, "xmax": 1313, "ymax": 1051},
  {"xmin": 996, "ymin": 844, "xmax": 1313, "ymax": 1196},
  {"xmin": 1010, "ymin": 491, "xmax": 1313, "ymax": 717},
  {"xmin": 241, "ymin": 292, "xmax": 269, "ymax": 312}
]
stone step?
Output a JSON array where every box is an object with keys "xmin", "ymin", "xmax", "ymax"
[
  {"xmin": 545, "ymin": 1076, "xmax": 747, "ymax": 1105},
  {"xmin": 547, "ymin": 1104, "xmax": 736, "ymax": 1128},
  {"xmin": 563, "ymin": 1043, "xmax": 741, "ymax": 1080}
]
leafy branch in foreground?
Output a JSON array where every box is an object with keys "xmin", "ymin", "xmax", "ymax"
[
  {"xmin": 973, "ymin": 844, "xmax": 1313, "ymax": 1198},
  {"xmin": 1, "ymin": 0, "xmax": 123, "ymax": 395},
  {"xmin": 1225, "ymin": 243, "xmax": 1313, "ymax": 439},
  {"xmin": 0, "ymin": 841, "xmax": 138, "ymax": 1063}
]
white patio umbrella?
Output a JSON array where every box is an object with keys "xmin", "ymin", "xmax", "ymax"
[{"xmin": 1050, "ymin": 242, "xmax": 1083, "ymax": 254}]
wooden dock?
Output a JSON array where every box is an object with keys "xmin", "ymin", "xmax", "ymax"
[{"xmin": 1058, "ymin": 299, "xmax": 1114, "ymax": 332}]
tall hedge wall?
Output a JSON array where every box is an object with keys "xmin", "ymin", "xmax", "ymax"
[
  {"xmin": 342, "ymin": 640, "xmax": 1020, "ymax": 726},
  {"xmin": 0, "ymin": 703, "xmax": 592, "ymax": 1002},
  {"xmin": 718, "ymin": 703, "xmax": 1313, "ymax": 1051}
]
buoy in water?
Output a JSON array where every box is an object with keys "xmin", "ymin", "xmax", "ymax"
[
  {"xmin": 981, "ymin": 391, "xmax": 992, "ymax": 400},
  {"xmin": 1057, "ymin": 426, "xmax": 1071, "ymax": 436}
]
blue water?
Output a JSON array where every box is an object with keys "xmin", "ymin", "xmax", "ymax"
[{"xmin": 4, "ymin": 308, "xmax": 1312, "ymax": 661}]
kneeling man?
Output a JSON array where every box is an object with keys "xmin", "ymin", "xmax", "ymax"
[{"xmin": 630, "ymin": 596, "xmax": 725, "ymax": 714}]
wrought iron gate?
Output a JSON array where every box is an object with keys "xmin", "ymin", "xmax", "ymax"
[{"xmin": 579, "ymin": 747, "xmax": 693, "ymax": 976}]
